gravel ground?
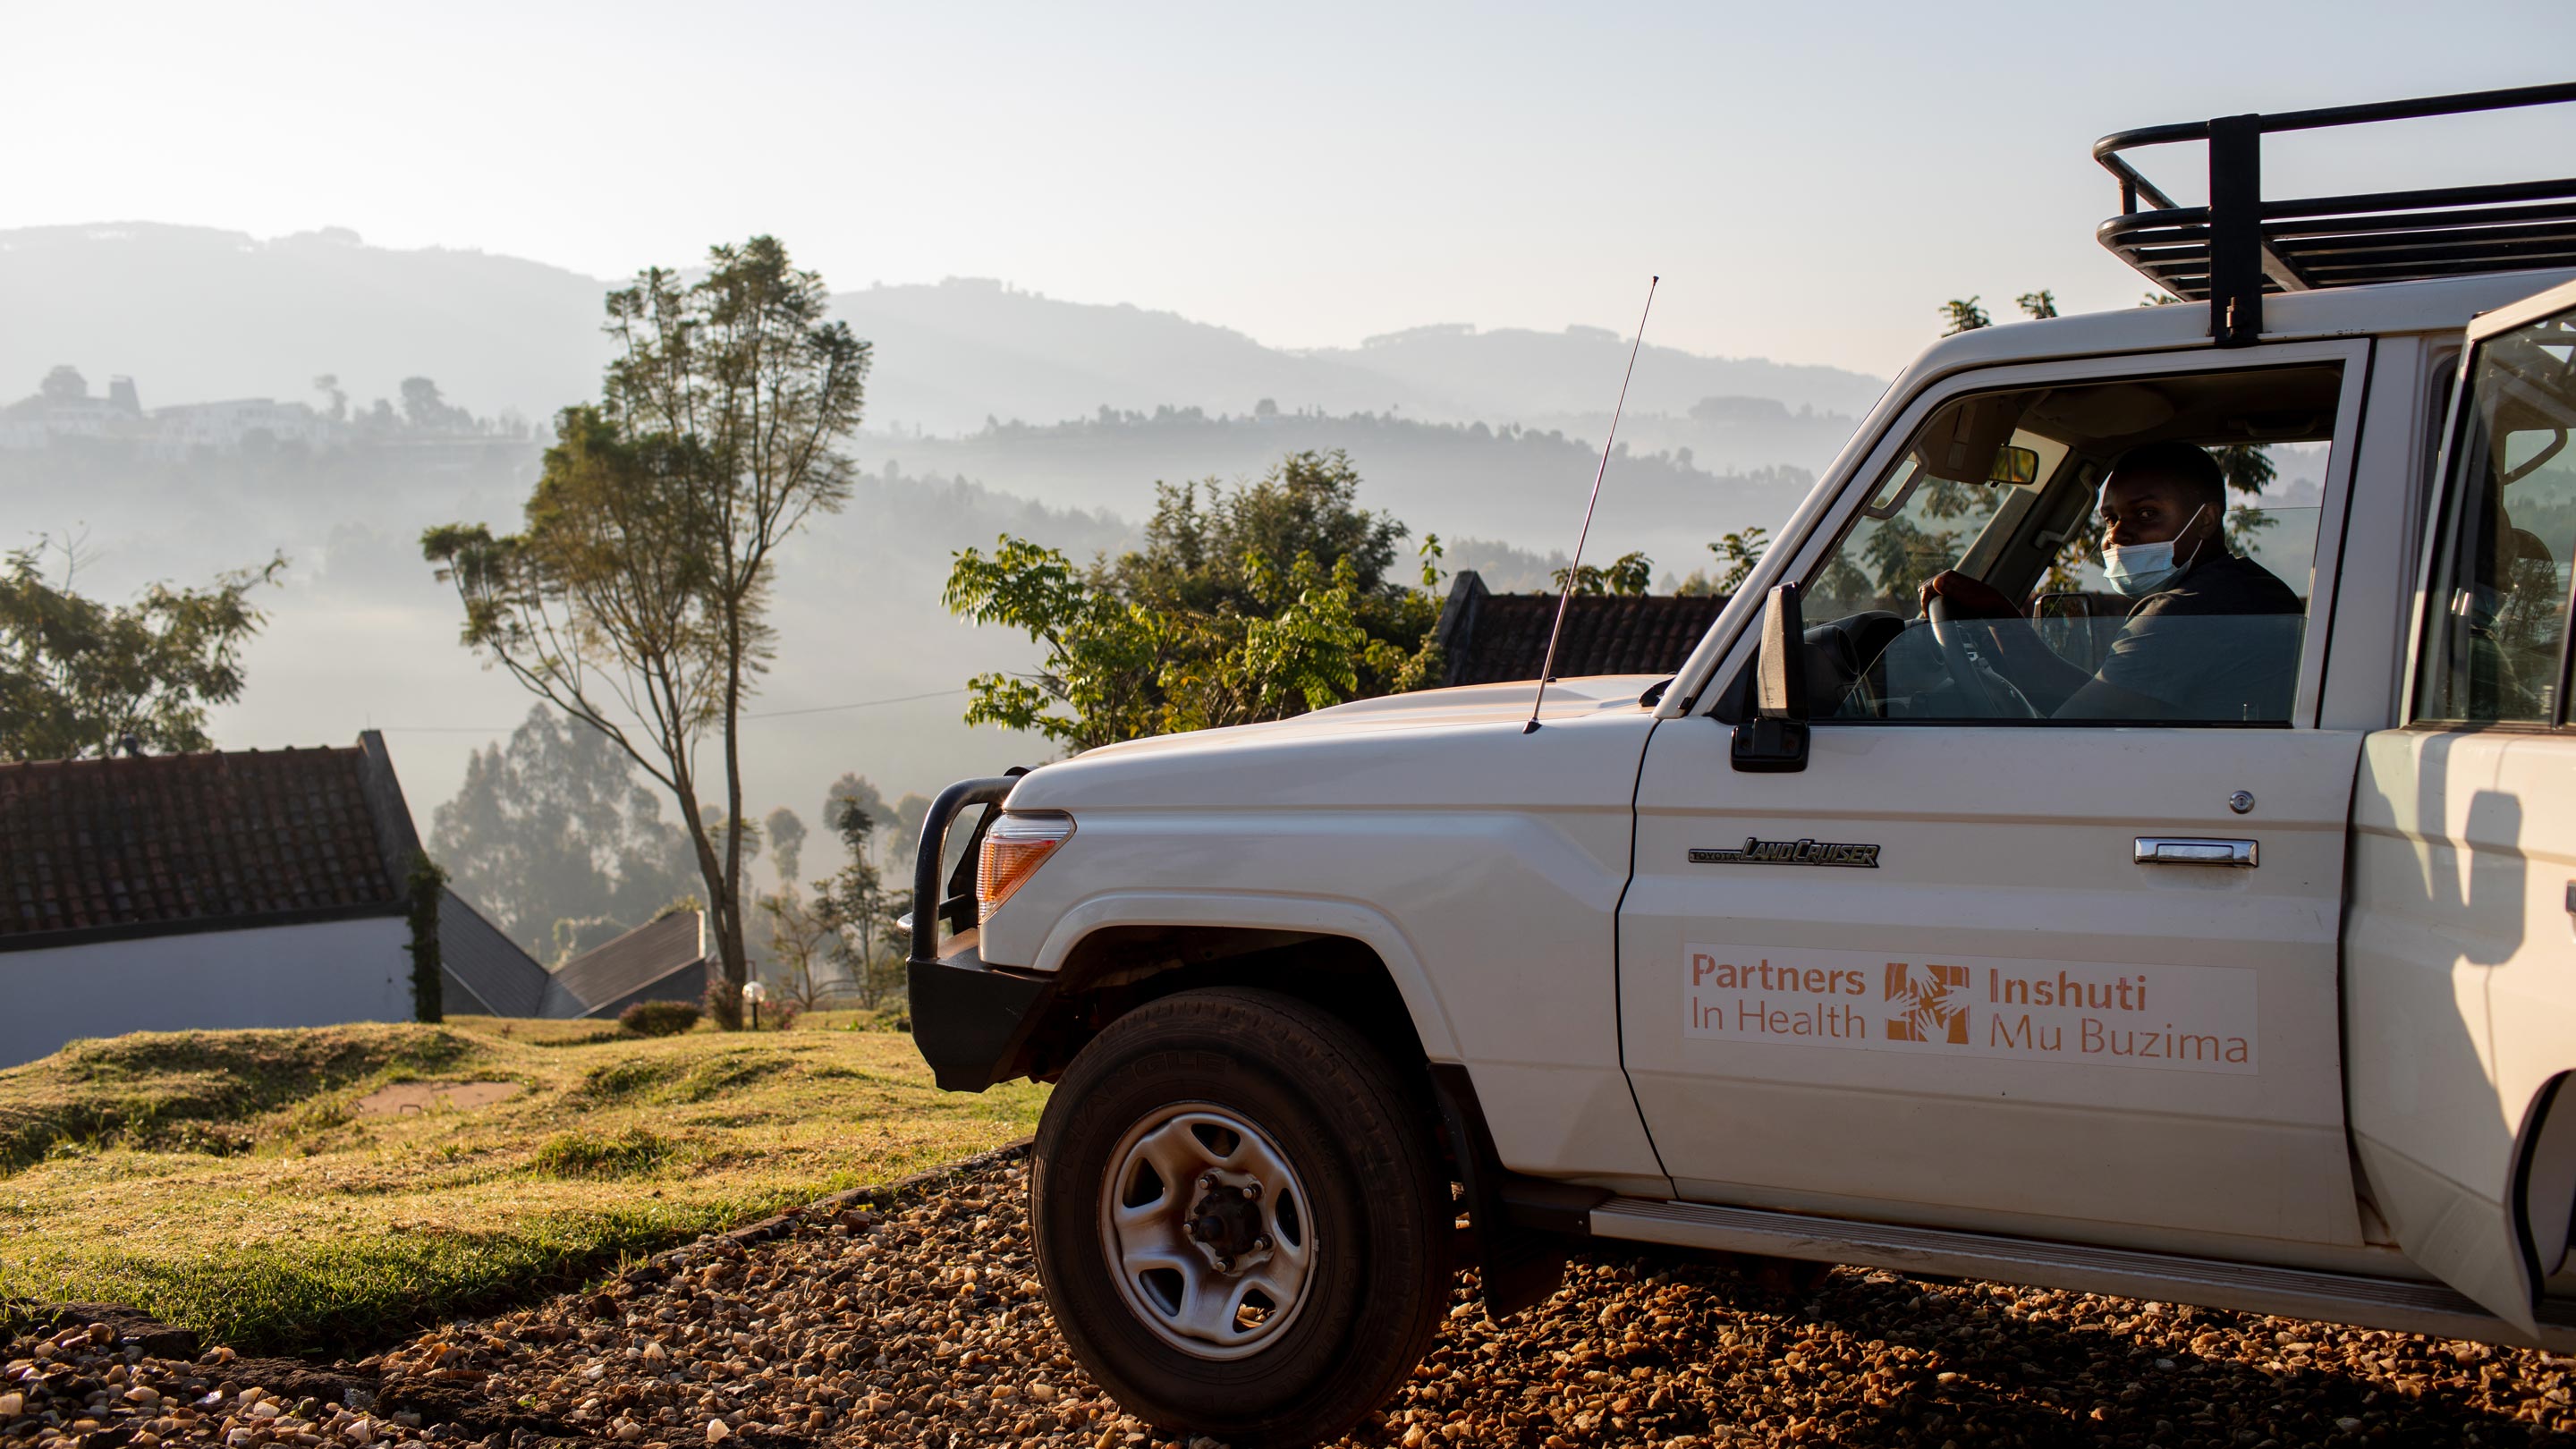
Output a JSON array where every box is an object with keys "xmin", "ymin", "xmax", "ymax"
[{"xmin": 9, "ymin": 1145, "xmax": 2576, "ymax": 1449}]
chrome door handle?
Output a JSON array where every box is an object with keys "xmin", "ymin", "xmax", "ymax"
[{"xmin": 2135, "ymin": 837, "xmax": 2257, "ymax": 867}]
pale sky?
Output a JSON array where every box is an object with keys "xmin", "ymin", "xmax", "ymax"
[{"xmin": 8, "ymin": 1, "xmax": 2575, "ymax": 377}]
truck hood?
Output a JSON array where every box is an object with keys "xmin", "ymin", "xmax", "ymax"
[
  {"xmin": 1077, "ymin": 674, "xmax": 1657, "ymax": 759},
  {"xmin": 1002, "ymin": 674, "xmax": 1667, "ymax": 813}
]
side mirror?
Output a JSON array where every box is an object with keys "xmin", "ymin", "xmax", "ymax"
[{"xmin": 1732, "ymin": 583, "xmax": 1809, "ymax": 773}]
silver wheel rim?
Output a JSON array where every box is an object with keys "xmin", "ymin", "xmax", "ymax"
[{"xmin": 1097, "ymin": 1102, "xmax": 1316, "ymax": 1360}]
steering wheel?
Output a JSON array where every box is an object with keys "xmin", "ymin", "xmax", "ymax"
[{"xmin": 1926, "ymin": 594, "xmax": 2014, "ymax": 718}]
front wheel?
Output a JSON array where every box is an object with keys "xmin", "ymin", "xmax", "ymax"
[{"xmin": 1030, "ymin": 987, "xmax": 1453, "ymax": 1448}]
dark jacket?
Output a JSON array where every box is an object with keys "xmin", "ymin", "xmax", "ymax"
[{"xmin": 2056, "ymin": 550, "xmax": 2305, "ymax": 722}]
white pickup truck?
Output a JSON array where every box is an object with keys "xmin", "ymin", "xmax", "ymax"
[{"xmin": 907, "ymin": 85, "xmax": 2576, "ymax": 1447}]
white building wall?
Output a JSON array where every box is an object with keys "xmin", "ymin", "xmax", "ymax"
[{"xmin": 0, "ymin": 917, "xmax": 412, "ymax": 1069}]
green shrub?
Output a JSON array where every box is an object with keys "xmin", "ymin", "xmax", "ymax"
[{"xmin": 619, "ymin": 1002, "xmax": 701, "ymax": 1038}]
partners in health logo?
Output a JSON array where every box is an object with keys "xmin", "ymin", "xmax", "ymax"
[{"xmin": 1884, "ymin": 962, "xmax": 1970, "ymax": 1046}]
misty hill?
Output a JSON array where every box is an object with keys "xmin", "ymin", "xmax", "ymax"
[
  {"xmin": 1313, "ymin": 324, "xmax": 1889, "ymax": 422},
  {"xmin": 838, "ymin": 277, "xmax": 1421, "ymax": 432},
  {"xmin": 0, "ymin": 225, "xmax": 605, "ymax": 430},
  {"xmin": 0, "ymin": 224, "xmax": 1885, "ymax": 436},
  {"xmin": 862, "ymin": 406, "xmax": 1815, "ymax": 573}
]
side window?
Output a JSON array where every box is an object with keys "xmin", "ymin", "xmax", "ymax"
[
  {"xmin": 1796, "ymin": 365, "xmax": 2339, "ymax": 725},
  {"xmin": 2415, "ymin": 306, "xmax": 2576, "ymax": 725}
]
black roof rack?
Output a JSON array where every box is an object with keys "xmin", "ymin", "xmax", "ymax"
[{"xmin": 2096, "ymin": 81, "xmax": 2576, "ymax": 348}]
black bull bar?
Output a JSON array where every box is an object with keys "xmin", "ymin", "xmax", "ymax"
[{"xmin": 905, "ymin": 774, "xmax": 1057, "ymax": 1092}]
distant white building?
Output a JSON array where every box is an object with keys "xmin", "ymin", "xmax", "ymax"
[
  {"xmin": 144, "ymin": 397, "xmax": 340, "ymax": 457},
  {"xmin": 0, "ymin": 369, "xmax": 348, "ymax": 455},
  {"xmin": 0, "ymin": 373, "xmax": 145, "ymax": 450}
]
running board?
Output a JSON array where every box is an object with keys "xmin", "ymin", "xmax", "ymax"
[{"xmin": 1588, "ymin": 1196, "xmax": 2576, "ymax": 1352}]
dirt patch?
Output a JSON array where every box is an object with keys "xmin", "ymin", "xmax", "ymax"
[{"xmin": 352, "ymin": 1080, "xmax": 521, "ymax": 1117}]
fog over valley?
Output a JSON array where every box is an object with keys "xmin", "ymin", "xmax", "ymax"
[{"xmin": 2, "ymin": 222, "xmax": 1883, "ymax": 883}]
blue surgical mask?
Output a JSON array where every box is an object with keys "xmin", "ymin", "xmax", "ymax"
[{"xmin": 2102, "ymin": 505, "xmax": 2208, "ymax": 598}]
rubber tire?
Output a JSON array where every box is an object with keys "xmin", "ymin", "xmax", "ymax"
[{"xmin": 1030, "ymin": 987, "xmax": 1453, "ymax": 1448}]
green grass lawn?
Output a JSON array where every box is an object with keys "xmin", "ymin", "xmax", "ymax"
[{"xmin": 0, "ymin": 1014, "xmax": 1043, "ymax": 1357}]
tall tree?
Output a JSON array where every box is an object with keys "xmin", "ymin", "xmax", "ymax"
[
  {"xmin": 814, "ymin": 793, "xmax": 907, "ymax": 1011},
  {"xmin": 888, "ymin": 792, "xmax": 931, "ymax": 866},
  {"xmin": 822, "ymin": 774, "xmax": 898, "ymax": 861},
  {"xmin": 0, "ymin": 538, "xmax": 284, "ymax": 761},
  {"xmin": 422, "ymin": 235, "xmax": 869, "ymax": 1027},
  {"xmin": 765, "ymin": 806, "xmax": 807, "ymax": 884},
  {"xmin": 758, "ymin": 881, "xmax": 840, "ymax": 1012},
  {"xmin": 428, "ymin": 705, "xmax": 699, "ymax": 957},
  {"xmin": 399, "ymin": 377, "xmax": 476, "ymax": 432}
]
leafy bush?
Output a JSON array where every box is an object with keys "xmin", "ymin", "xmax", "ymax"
[
  {"xmin": 944, "ymin": 451, "xmax": 1446, "ymax": 750},
  {"xmin": 619, "ymin": 1001, "xmax": 701, "ymax": 1038}
]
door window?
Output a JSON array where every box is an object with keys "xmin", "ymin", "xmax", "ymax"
[
  {"xmin": 2414, "ymin": 305, "xmax": 2576, "ymax": 725},
  {"xmin": 1797, "ymin": 366, "xmax": 2341, "ymax": 725}
]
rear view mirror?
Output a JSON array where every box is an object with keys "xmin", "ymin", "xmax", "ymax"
[
  {"xmin": 1732, "ymin": 584, "xmax": 1809, "ymax": 773},
  {"xmin": 1988, "ymin": 445, "xmax": 2040, "ymax": 486},
  {"xmin": 1863, "ymin": 445, "xmax": 2038, "ymax": 522}
]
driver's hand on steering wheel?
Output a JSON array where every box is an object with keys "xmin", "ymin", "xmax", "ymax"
[{"xmin": 1919, "ymin": 570, "xmax": 2021, "ymax": 620}]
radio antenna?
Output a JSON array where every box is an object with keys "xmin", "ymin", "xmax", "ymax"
[{"xmin": 1523, "ymin": 274, "xmax": 1658, "ymax": 734}]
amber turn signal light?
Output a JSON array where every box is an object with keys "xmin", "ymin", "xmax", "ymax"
[{"xmin": 978, "ymin": 812, "xmax": 1076, "ymax": 921}]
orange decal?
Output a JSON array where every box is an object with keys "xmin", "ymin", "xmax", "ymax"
[{"xmin": 1884, "ymin": 962, "xmax": 1970, "ymax": 1046}]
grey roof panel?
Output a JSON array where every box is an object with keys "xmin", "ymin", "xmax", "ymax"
[
  {"xmin": 549, "ymin": 911, "xmax": 708, "ymax": 1020},
  {"xmin": 436, "ymin": 887, "xmax": 550, "ymax": 1018}
]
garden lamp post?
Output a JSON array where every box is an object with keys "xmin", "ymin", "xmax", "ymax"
[{"xmin": 743, "ymin": 979, "xmax": 768, "ymax": 1030}]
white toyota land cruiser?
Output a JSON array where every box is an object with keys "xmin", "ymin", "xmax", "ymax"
[{"xmin": 906, "ymin": 86, "xmax": 2576, "ymax": 1447}]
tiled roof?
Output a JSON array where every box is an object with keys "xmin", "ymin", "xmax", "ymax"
[
  {"xmin": 1434, "ymin": 572, "xmax": 1728, "ymax": 687},
  {"xmin": 436, "ymin": 887, "xmax": 550, "ymax": 1017},
  {"xmin": 548, "ymin": 911, "xmax": 708, "ymax": 1020},
  {"xmin": 0, "ymin": 739, "xmax": 417, "ymax": 947}
]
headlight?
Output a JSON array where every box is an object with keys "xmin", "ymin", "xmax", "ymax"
[{"xmin": 977, "ymin": 811, "xmax": 1076, "ymax": 921}]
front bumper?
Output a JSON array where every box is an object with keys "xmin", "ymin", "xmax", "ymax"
[
  {"xmin": 909, "ymin": 942, "xmax": 1055, "ymax": 1091},
  {"xmin": 906, "ymin": 774, "xmax": 1055, "ymax": 1091}
]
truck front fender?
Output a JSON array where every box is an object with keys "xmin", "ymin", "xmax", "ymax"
[{"xmin": 1022, "ymin": 889, "xmax": 1463, "ymax": 1063}]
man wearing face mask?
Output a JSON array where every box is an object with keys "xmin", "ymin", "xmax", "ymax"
[{"xmin": 1917, "ymin": 441, "xmax": 2305, "ymax": 721}]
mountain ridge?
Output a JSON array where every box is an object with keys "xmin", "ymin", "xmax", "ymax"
[{"xmin": 0, "ymin": 222, "xmax": 1887, "ymax": 436}]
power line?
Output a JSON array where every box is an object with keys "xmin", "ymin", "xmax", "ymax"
[
  {"xmin": 745, "ymin": 688, "xmax": 967, "ymax": 719},
  {"xmin": 371, "ymin": 686, "xmax": 969, "ymax": 736}
]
